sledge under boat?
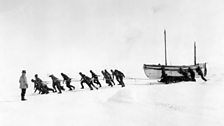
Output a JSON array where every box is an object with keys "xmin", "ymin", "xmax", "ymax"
[{"xmin": 143, "ymin": 30, "xmax": 207, "ymax": 80}]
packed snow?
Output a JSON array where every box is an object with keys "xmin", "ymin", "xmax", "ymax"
[
  {"xmin": 0, "ymin": 67, "xmax": 223, "ymax": 126},
  {"xmin": 0, "ymin": 0, "xmax": 223, "ymax": 126}
]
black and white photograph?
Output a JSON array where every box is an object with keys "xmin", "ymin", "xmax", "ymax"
[{"xmin": 0, "ymin": 0, "xmax": 223, "ymax": 126}]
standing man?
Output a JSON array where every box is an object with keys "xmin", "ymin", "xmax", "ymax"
[{"xmin": 19, "ymin": 70, "xmax": 28, "ymax": 101}]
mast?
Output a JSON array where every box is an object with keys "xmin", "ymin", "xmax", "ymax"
[
  {"xmin": 194, "ymin": 41, "xmax": 196, "ymax": 65},
  {"xmin": 164, "ymin": 30, "xmax": 167, "ymax": 66}
]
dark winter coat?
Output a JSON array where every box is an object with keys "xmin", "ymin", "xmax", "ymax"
[{"xmin": 61, "ymin": 73, "xmax": 70, "ymax": 81}]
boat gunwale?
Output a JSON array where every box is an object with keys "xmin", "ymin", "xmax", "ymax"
[{"xmin": 143, "ymin": 63, "xmax": 206, "ymax": 68}]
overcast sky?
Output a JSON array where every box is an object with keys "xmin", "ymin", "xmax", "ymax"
[{"xmin": 0, "ymin": 0, "xmax": 223, "ymax": 85}]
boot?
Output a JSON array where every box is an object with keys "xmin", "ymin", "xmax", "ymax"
[{"xmin": 21, "ymin": 95, "xmax": 27, "ymax": 101}]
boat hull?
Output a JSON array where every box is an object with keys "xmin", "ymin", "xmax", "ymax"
[{"xmin": 143, "ymin": 63, "xmax": 207, "ymax": 79}]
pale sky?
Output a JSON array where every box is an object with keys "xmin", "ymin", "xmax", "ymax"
[{"xmin": 0, "ymin": 0, "xmax": 223, "ymax": 86}]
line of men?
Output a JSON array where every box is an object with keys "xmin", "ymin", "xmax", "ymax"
[
  {"xmin": 160, "ymin": 66, "xmax": 207, "ymax": 84},
  {"xmin": 31, "ymin": 69, "xmax": 125, "ymax": 94}
]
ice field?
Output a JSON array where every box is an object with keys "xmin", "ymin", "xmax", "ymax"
[{"xmin": 0, "ymin": 67, "xmax": 223, "ymax": 126}]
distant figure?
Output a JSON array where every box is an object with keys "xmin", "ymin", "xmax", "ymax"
[
  {"xmin": 160, "ymin": 67, "xmax": 185, "ymax": 84},
  {"xmin": 31, "ymin": 79, "xmax": 42, "ymax": 94},
  {"xmin": 19, "ymin": 70, "xmax": 28, "ymax": 101},
  {"xmin": 188, "ymin": 67, "xmax": 196, "ymax": 81},
  {"xmin": 34, "ymin": 74, "xmax": 54, "ymax": 94},
  {"xmin": 160, "ymin": 67, "xmax": 168, "ymax": 84},
  {"xmin": 105, "ymin": 69, "xmax": 115, "ymax": 85},
  {"xmin": 61, "ymin": 73, "xmax": 75, "ymax": 91},
  {"xmin": 114, "ymin": 69, "xmax": 125, "ymax": 87},
  {"xmin": 49, "ymin": 75, "xmax": 63, "ymax": 93},
  {"xmin": 196, "ymin": 66, "xmax": 207, "ymax": 81},
  {"xmin": 41, "ymin": 83, "xmax": 55, "ymax": 94},
  {"xmin": 79, "ymin": 72, "xmax": 98, "ymax": 90},
  {"xmin": 90, "ymin": 70, "xmax": 101, "ymax": 88},
  {"xmin": 34, "ymin": 74, "xmax": 44, "ymax": 94},
  {"xmin": 178, "ymin": 67, "xmax": 190, "ymax": 81},
  {"xmin": 110, "ymin": 70, "xmax": 115, "ymax": 81},
  {"xmin": 101, "ymin": 70, "xmax": 113, "ymax": 87}
]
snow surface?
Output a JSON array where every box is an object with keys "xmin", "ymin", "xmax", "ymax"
[{"xmin": 0, "ymin": 68, "xmax": 224, "ymax": 126}]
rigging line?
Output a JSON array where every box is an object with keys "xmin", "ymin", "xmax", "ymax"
[{"xmin": 40, "ymin": 77, "xmax": 149, "ymax": 84}]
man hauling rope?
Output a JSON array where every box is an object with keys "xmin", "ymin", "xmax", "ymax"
[
  {"xmin": 188, "ymin": 67, "xmax": 196, "ymax": 81},
  {"xmin": 160, "ymin": 67, "xmax": 183, "ymax": 84},
  {"xmin": 49, "ymin": 75, "xmax": 64, "ymax": 93},
  {"xmin": 113, "ymin": 69, "xmax": 125, "ymax": 87},
  {"xmin": 196, "ymin": 66, "xmax": 207, "ymax": 81},
  {"xmin": 61, "ymin": 73, "xmax": 75, "ymax": 91},
  {"xmin": 90, "ymin": 70, "xmax": 102, "ymax": 88},
  {"xmin": 79, "ymin": 72, "xmax": 98, "ymax": 90},
  {"xmin": 101, "ymin": 70, "xmax": 114, "ymax": 87},
  {"xmin": 35, "ymin": 74, "xmax": 54, "ymax": 94}
]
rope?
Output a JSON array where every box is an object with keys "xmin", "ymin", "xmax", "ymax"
[{"xmin": 40, "ymin": 77, "xmax": 149, "ymax": 85}]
